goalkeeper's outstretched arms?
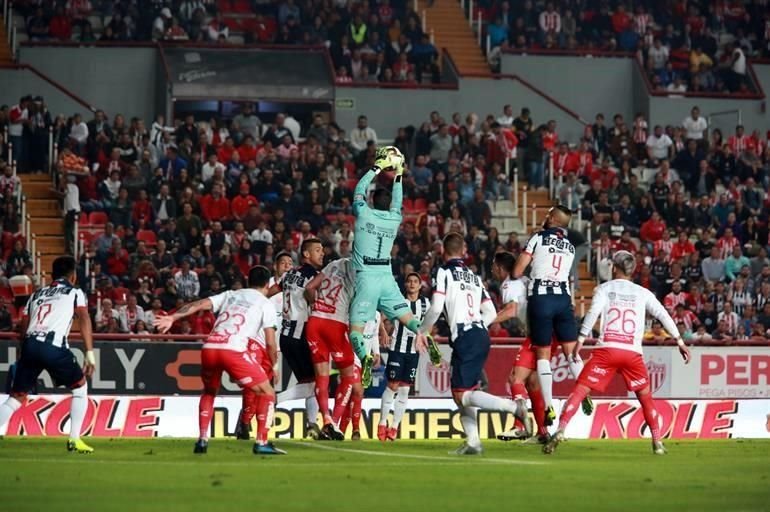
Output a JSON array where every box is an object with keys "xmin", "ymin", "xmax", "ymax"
[{"xmin": 353, "ymin": 168, "xmax": 378, "ymax": 217}]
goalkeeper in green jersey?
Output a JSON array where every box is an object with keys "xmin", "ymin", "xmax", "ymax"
[{"xmin": 349, "ymin": 146, "xmax": 439, "ymax": 385}]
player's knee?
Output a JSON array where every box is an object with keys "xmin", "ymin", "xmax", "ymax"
[
  {"xmin": 203, "ymin": 386, "xmax": 218, "ymax": 396},
  {"xmin": 452, "ymin": 390, "xmax": 467, "ymax": 407},
  {"xmin": 70, "ymin": 377, "xmax": 87, "ymax": 391},
  {"xmin": 387, "ymin": 381, "xmax": 400, "ymax": 391},
  {"xmin": 525, "ymin": 372, "xmax": 540, "ymax": 389},
  {"xmin": 352, "ymin": 383, "xmax": 364, "ymax": 396},
  {"xmin": 71, "ymin": 382, "xmax": 88, "ymax": 397},
  {"xmin": 635, "ymin": 386, "xmax": 651, "ymax": 397}
]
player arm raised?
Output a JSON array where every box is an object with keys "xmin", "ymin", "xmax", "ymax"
[
  {"xmin": 645, "ymin": 294, "xmax": 691, "ymax": 363},
  {"xmin": 353, "ymin": 168, "xmax": 378, "ymax": 217},
  {"xmin": 154, "ymin": 297, "xmax": 214, "ymax": 333}
]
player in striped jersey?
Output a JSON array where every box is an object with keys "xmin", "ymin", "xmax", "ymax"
[
  {"xmin": 418, "ymin": 233, "xmax": 529, "ymax": 455},
  {"xmin": 0, "ymin": 256, "xmax": 96, "ymax": 453},
  {"xmin": 236, "ymin": 252, "xmax": 293, "ymax": 440},
  {"xmin": 514, "ymin": 206, "xmax": 583, "ymax": 426},
  {"xmin": 378, "ymin": 273, "xmax": 430, "ymax": 441},
  {"xmin": 269, "ymin": 239, "xmax": 324, "ymax": 439}
]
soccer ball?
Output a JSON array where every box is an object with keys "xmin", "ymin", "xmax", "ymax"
[{"xmin": 377, "ymin": 145, "xmax": 405, "ymax": 171}]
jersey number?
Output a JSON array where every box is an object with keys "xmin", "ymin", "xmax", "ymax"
[
  {"xmin": 216, "ymin": 312, "xmax": 246, "ymax": 336},
  {"xmin": 35, "ymin": 303, "xmax": 53, "ymax": 327},
  {"xmin": 551, "ymin": 255, "xmax": 563, "ymax": 273},
  {"xmin": 467, "ymin": 293, "xmax": 475, "ymax": 318},
  {"xmin": 605, "ymin": 308, "xmax": 637, "ymax": 338},
  {"xmin": 318, "ymin": 278, "xmax": 343, "ymax": 305}
]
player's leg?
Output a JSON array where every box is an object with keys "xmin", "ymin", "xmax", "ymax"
[
  {"xmin": 388, "ymin": 353, "xmax": 417, "ymax": 441},
  {"xmin": 277, "ymin": 334, "xmax": 321, "ymax": 438},
  {"xmin": 554, "ymin": 302, "xmax": 592, "ymax": 414},
  {"xmin": 620, "ymin": 352, "xmax": 665, "ymax": 454},
  {"xmin": 378, "ymin": 378, "xmax": 400, "ymax": 441},
  {"xmin": 329, "ymin": 363, "xmax": 356, "ymax": 440},
  {"xmin": 305, "ymin": 318, "xmax": 334, "ymax": 427},
  {"xmin": 0, "ymin": 339, "xmax": 44, "ymax": 434},
  {"xmin": 197, "ymin": 349, "xmax": 223, "ymax": 453},
  {"xmin": 349, "ymin": 273, "xmax": 381, "ymax": 361},
  {"xmin": 349, "ymin": 378, "xmax": 364, "ymax": 440},
  {"xmin": 498, "ymin": 338, "xmax": 536, "ymax": 441},
  {"xmin": 525, "ymin": 371, "xmax": 549, "ymax": 441},
  {"xmin": 237, "ymin": 388, "xmax": 258, "ymax": 440}
]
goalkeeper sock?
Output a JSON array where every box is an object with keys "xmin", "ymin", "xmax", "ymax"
[
  {"xmin": 637, "ymin": 391, "xmax": 661, "ymax": 444},
  {"xmin": 392, "ymin": 386, "xmax": 410, "ymax": 429},
  {"xmin": 529, "ymin": 387, "xmax": 548, "ymax": 436},
  {"xmin": 460, "ymin": 407, "xmax": 481, "ymax": 448},
  {"xmin": 0, "ymin": 396, "xmax": 22, "ymax": 433},
  {"xmin": 69, "ymin": 384, "xmax": 89, "ymax": 441},
  {"xmin": 255, "ymin": 393, "xmax": 275, "ymax": 445},
  {"xmin": 349, "ymin": 330, "xmax": 367, "ymax": 361},
  {"xmin": 350, "ymin": 392, "xmax": 362, "ymax": 433},
  {"xmin": 198, "ymin": 392, "xmax": 216, "ymax": 440},
  {"xmin": 277, "ymin": 382, "xmax": 314, "ymax": 402},
  {"xmin": 331, "ymin": 377, "xmax": 354, "ymax": 426},
  {"xmin": 379, "ymin": 387, "xmax": 396, "ymax": 426},
  {"xmin": 537, "ymin": 359, "xmax": 554, "ymax": 408},
  {"xmin": 240, "ymin": 388, "xmax": 258, "ymax": 425},
  {"xmin": 557, "ymin": 387, "xmax": 588, "ymax": 432},
  {"xmin": 314, "ymin": 374, "xmax": 331, "ymax": 424}
]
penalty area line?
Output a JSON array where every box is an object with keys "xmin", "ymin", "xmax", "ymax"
[{"xmin": 288, "ymin": 441, "xmax": 547, "ymax": 465}]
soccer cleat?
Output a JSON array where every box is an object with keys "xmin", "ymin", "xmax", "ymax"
[
  {"xmin": 253, "ymin": 442, "xmax": 287, "ymax": 455},
  {"xmin": 351, "ymin": 431, "xmax": 361, "ymax": 441},
  {"xmin": 321, "ymin": 423, "xmax": 345, "ymax": 441},
  {"xmin": 581, "ymin": 396, "xmax": 594, "ymax": 415},
  {"xmin": 361, "ymin": 355, "xmax": 374, "ymax": 388},
  {"xmin": 387, "ymin": 427, "xmax": 398, "ymax": 441},
  {"xmin": 452, "ymin": 442, "xmax": 483, "ymax": 456},
  {"xmin": 234, "ymin": 421, "xmax": 251, "ymax": 440},
  {"xmin": 544, "ymin": 405, "xmax": 556, "ymax": 427},
  {"xmin": 377, "ymin": 424, "xmax": 388, "ymax": 441},
  {"xmin": 522, "ymin": 434, "xmax": 550, "ymax": 445},
  {"xmin": 306, "ymin": 423, "xmax": 323, "ymax": 440},
  {"xmin": 427, "ymin": 334, "xmax": 442, "ymax": 367},
  {"xmin": 513, "ymin": 399, "xmax": 533, "ymax": 438},
  {"xmin": 67, "ymin": 439, "xmax": 94, "ymax": 454},
  {"xmin": 193, "ymin": 439, "xmax": 208, "ymax": 454},
  {"xmin": 652, "ymin": 441, "xmax": 668, "ymax": 455},
  {"xmin": 542, "ymin": 430, "xmax": 565, "ymax": 455}
]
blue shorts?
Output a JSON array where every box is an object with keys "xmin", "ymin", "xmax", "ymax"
[
  {"xmin": 527, "ymin": 294, "xmax": 577, "ymax": 347},
  {"xmin": 11, "ymin": 339, "xmax": 84, "ymax": 393},
  {"xmin": 450, "ymin": 327, "xmax": 490, "ymax": 391},
  {"xmin": 386, "ymin": 351, "xmax": 419, "ymax": 385}
]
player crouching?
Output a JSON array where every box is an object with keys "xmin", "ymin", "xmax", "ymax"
[
  {"xmin": 155, "ymin": 266, "xmax": 286, "ymax": 455},
  {"xmin": 543, "ymin": 251, "xmax": 691, "ymax": 455}
]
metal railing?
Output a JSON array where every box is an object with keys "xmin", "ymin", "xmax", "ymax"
[{"xmin": 3, "ymin": 0, "xmax": 16, "ymax": 60}]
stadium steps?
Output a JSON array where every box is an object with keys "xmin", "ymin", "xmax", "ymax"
[
  {"xmin": 20, "ymin": 175, "xmax": 65, "ymax": 278},
  {"xmin": 418, "ymin": 0, "xmax": 491, "ymax": 76},
  {"xmin": 0, "ymin": 14, "xmax": 13, "ymax": 65}
]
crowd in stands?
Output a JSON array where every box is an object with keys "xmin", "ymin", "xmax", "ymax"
[
  {"xmin": 16, "ymin": 0, "xmax": 440, "ymax": 85},
  {"xmin": 2, "ymin": 87, "xmax": 770, "ymax": 342},
  {"xmin": 484, "ymin": 0, "xmax": 769, "ymax": 93}
]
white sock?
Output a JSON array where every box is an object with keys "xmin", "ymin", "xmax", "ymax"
[
  {"xmin": 392, "ymin": 387, "xmax": 410, "ymax": 428},
  {"xmin": 277, "ymin": 382, "xmax": 314, "ymax": 402},
  {"xmin": 69, "ymin": 384, "xmax": 88, "ymax": 440},
  {"xmin": 460, "ymin": 406, "xmax": 481, "ymax": 447},
  {"xmin": 461, "ymin": 390, "xmax": 516, "ymax": 414},
  {"xmin": 379, "ymin": 387, "xmax": 396, "ymax": 426},
  {"xmin": 305, "ymin": 395, "xmax": 319, "ymax": 426},
  {"xmin": 568, "ymin": 355, "xmax": 584, "ymax": 380},
  {"xmin": 0, "ymin": 397, "xmax": 22, "ymax": 434},
  {"xmin": 537, "ymin": 359, "xmax": 554, "ymax": 408}
]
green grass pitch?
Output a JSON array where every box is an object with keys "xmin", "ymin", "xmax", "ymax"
[{"xmin": 1, "ymin": 438, "xmax": 769, "ymax": 512}]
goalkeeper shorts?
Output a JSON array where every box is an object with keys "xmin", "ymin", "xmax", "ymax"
[{"xmin": 349, "ymin": 271, "xmax": 409, "ymax": 326}]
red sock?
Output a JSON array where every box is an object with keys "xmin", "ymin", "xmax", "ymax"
[
  {"xmin": 511, "ymin": 382, "xmax": 527, "ymax": 400},
  {"xmin": 529, "ymin": 387, "xmax": 547, "ymax": 436},
  {"xmin": 350, "ymin": 394, "xmax": 362, "ymax": 433},
  {"xmin": 637, "ymin": 392, "xmax": 660, "ymax": 443},
  {"xmin": 340, "ymin": 404, "xmax": 351, "ymax": 433},
  {"xmin": 199, "ymin": 393, "xmax": 216, "ymax": 439},
  {"xmin": 314, "ymin": 375, "xmax": 331, "ymax": 424},
  {"xmin": 256, "ymin": 393, "xmax": 275, "ymax": 445},
  {"xmin": 557, "ymin": 387, "xmax": 589, "ymax": 431},
  {"xmin": 240, "ymin": 388, "xmax": 258, "ymax": 425},
  {"xmin": 332, "ymin": 377, "xmax": 354, "ymax": 426}
]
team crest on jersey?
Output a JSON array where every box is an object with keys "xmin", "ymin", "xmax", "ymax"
[
  {"xmin": 608, "ymin": 292, "xmax": 616, "ymax": 301},
  {"xmin": 426, "ymin": 359, "xmax": 450, "ymax": 393},
  {"xmin": 645, "ymin": 359, "xmax": 666, "ymax": 393}
]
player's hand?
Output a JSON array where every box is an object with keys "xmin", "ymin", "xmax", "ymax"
[
  {"xmin": 154, "ymin": 315, "xmax": 175, "ymax": 334},
  {"xmin": 414, "ymin": 333, "xmax": 428, "ymax": 354},
  {"xmin": 373, "ymin": 354, "xmax": 381, "ymax": 368},
  {"xmin": 678, "ymin": 343, "xmax": 691, "ymax": 364},
  {"xmin": 83, "ymin": 350, "xmax": 96, "ymax": 378},
  {"xmin": 272, "ymin": 363, "xmax": 280, "ymax": 382}
]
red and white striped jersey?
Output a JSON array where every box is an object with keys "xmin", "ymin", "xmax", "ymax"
[
  {"xmin": 717, "ymin": 236, "xmax": 740, "ymax": 259},
  {"xmin": 673, "ymin": 308, "xmax": 698, "ymax": 331},
  {"xmin": 580, "ymin": 279, "xmax": 679, "ymax": 354},
  {"xmin": 653, "ymin": 239, "xmax": 674, "ymax": 261},
  {"xmin": 206, "ymin": 289, "xmax": 277, "ymax": 352},
  {"xmin": 663, "ymin": 291, "xmax": 690, "ymax": 313},
  {"xmin": 727, "ymin": 134, "xmax": 754, "ymax": 153},
  {"xmin": 539, "ymin": 11, "xmax": 561, "ymax": 32},
  {"xmin": 633, "ymin": 119, "xmax": 648, "ymax": 144},
  {"xmin": 633, "ymin": 13, "xmax": 651, "ymax": 34}
]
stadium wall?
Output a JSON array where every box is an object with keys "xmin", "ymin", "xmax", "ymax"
[
  {"xmin": 0, "ymin": 67, "xmax": 93, "ymax": 116},
  {"xmin": 17, "ymin": 46, "xmax": 160, "ymax": 123},
  {"xmin": 500, "ymin": 54, "xmax": 636, "ymax": 124}
]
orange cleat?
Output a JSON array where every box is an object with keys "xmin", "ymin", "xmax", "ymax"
[
  {"xmin": 387, "ymin": 427, "xmax": 398, "ymax": 441},
  {"xmin": 377, "ymin": 424, "xmax": 388, "ymax": 441}
]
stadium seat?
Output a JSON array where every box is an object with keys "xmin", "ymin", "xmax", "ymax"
[
  {"xmin": 79, "ymin": 214, "xmax": 90, "ymax": 227},
  {"xmin": 0, "ymin": 285, "xmax": 13, "ymax": 302},
  {"xmin": 78, "ymin": 231, "xmax": 94, "ymax": 245},
  {"xmin": 413, "ymin": 199, "xmax": 427, "ymax": 211},
  {"xmin": 137, "ymin": 229, "xmax": 157, "ymax": 247},
  {"xmin": 402, "ymin": 199, "xmax": 415, "ymax": 212},
  {"xmin": 89, "ymin": 211, "xmax": 108, "ymax": 225}
]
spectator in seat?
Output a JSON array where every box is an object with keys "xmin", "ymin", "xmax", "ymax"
[
  {"xmin": 175, "ymin": 258, "xmax": 200, "ymax": 301},
  {"xmin": 106, "ymin": 238, "xmax": 130, "ymax": 283},
  {"xmin": 49, "ymin": 5, "xmax": 73, "ymax": 41},
  {"xmin": 27, "ymin": 8, "xmax": 50, "ymax": 41},
  {"xmin": 152, "ymin": 8, "xmax": 173, "ymax": 41},
  {"xmin": 276, "ymin": 184, "xmax": 302, "ymax": 226},
  {"xmin": 110, "ymin": 187, "xmax": 132, "ymax": 228},
  {"xmin": 95, "ymin": 298, "xmax": 121, "ymax": 332},
  {"xmin": 468, "ymin": 189, "xmax": 491, "ymax": 231},
  {"xmin": 349, "ymin": 115, "xmax": 377, "ymax": 155},
  {"xmin": 725, "ymin": 246, "xmax": 750, "ymax": 282},
  {"xmin": 152, "ymin": 183, "xmax": 177, "ymax": 226},
  {"xmin": 200, "ymin": 183, "xmax": 232, "ymax": 227},
  {"xmin": 231, "ymin": 184, "xmax": 258, "ymax": 222},
  {"xmin": 640, "ymin": 211, "xmax": 666, "ymax": 245},
  {"xmin": 176, "ymin": 201, "xmax": 203, "ymax": 244},
  {"xmin": 159, "ymin": 146, "xmax": 187, "ymax": 182}
]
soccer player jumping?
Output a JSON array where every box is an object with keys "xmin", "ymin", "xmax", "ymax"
[
  {"xmin": 348, "ymin": 146, "xmax": 439, "ymax": 384},
  {"xmin": 543, "ymin": 251, "xmax": 691, "ymax": 455}
]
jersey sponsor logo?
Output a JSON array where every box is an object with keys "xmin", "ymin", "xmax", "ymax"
[{"xmin": 540, "ymin": 235, "xmax": 575, "ymax": 253}]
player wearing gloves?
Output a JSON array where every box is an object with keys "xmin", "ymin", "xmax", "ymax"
[
  {"xmin": 543, "ymin": 251, "xmax": 691, "ymax": 456},
  {"xmin": 348, "ymin": 146, "xmax": 438, "ymax": 387}
]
